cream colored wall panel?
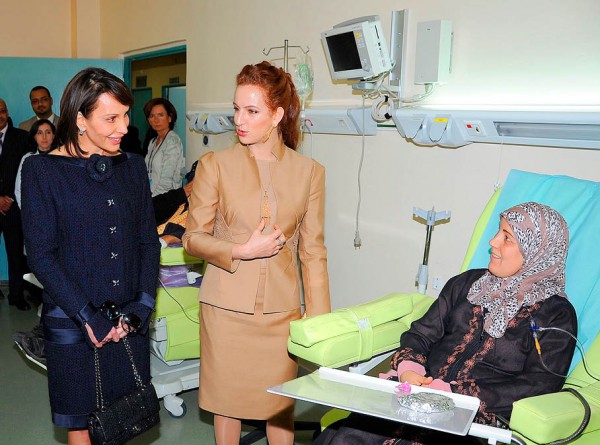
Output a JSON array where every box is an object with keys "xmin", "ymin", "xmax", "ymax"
[
  {"xmin": 99, "ymin": 0, "xmax": 193, "ymax": 58},
  {"xmin": 1, "ymin": 0, "xmax": 71, "ymax": 57},
  {"xmin": 76, "ymin": 0, "xmax": 101, "ymax": 58}
]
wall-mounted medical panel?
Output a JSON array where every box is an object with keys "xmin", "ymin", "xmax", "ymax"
[
  {"xmin": 302, "ymin": 108, "xmax": 377, "ymax": 135},
  {"xmin": 187, "ymin": 107, "xmax": 377, "ymax": 136},
  {"xmin": 187, "ymin": 110, "xmax": 235, "ymax": 134},
  {"xmin": 393, "ymin": 107, "xmax": 600, "ymax": 150}
]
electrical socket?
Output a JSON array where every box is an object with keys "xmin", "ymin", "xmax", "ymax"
[
  {"xmin": 433, "ymin": 276, "xmax": 443, "ymax": 290},
  {"xmin": 464, "ymin": 120, "xmax": 486, "ymax": 137}
]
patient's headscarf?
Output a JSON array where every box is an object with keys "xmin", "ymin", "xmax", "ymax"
[{"xmin": 467, "ymin": 202, "xmax": 569, "ymax": 338}]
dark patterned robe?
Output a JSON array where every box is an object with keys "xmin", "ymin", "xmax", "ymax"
[{"xmin": 392, "ymin": 269, "xmax": 576, "ymax": 423}]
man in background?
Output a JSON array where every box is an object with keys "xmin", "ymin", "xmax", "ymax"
[
  {"xmin": 18, "ymin": 86, "xmax": 59, "ymax": 132},
  {"xmin": 0, "ymin": 98, "xmax": 35, "ymax": 310}
]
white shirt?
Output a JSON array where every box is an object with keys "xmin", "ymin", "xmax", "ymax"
[{"xmin": 0, "ymin": 128, "xmax": 5, "ymax": 155}]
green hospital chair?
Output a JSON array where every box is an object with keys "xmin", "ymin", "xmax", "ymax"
[
  {"xmin": 150, "ymin": 246, "xmax": 204, "ymax": 418},
  {"xmin": 287, "ymin": 169, "xmax": 600, "ymax": 445}
]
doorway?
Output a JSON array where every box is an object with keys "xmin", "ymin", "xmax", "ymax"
[{"xmin": 123, "ymin": 46, "xmax": 187, "ymax": 157}]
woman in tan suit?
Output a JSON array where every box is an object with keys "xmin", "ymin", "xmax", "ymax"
[{"xmin": 183, "ymin": 61, "xmax": 331, "ymax": 445}]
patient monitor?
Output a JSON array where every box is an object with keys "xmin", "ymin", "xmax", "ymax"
[{"xmin": 321, "ymin": 15, "xmax": 393, "ymax": 81}]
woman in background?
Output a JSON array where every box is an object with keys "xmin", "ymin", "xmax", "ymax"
[
  {"xmin": 183, "ymin": 61, "xmax": 331, "ymax": 445},
  {"xmin": 15, "ymin": 118, "xmax": 57, "ymax": 207},
  {"xmin": 14, "ymin": 118, "xmax": 58, "ymax": 329},
  {"xmin": 20, "ymin": 67, "xmax": 160, "ymax": 445},
  {"xmin": 144, "ymin": 97, "xmax": 185, "ymax": 196}
]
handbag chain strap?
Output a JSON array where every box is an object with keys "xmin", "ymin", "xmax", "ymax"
[{"xmin": 93, "ymin": 336, "xmax": 144, "ymax": 410}]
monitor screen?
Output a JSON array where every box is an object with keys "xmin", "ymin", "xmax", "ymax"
[
  {"xmin": 326, "ymin": 32, "xmax": 361, "ymax": 72},
  {"xmin": 322, "ymin": 17, "xmax": 392, "ymax": 81}
]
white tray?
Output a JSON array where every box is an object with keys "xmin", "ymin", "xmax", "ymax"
[{"xmin": 268, "ymin": 367, "xmax": 480, "ymax": 436}]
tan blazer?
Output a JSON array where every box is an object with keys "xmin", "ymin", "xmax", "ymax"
[{"xmin": 183, "ymin": 143, "xmax": 330, "ymax": 316}]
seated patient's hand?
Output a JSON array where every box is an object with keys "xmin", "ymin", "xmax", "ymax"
[
  {"xmin": 399, "ymin": 370, "xmax": 433, "ymax": 386},
  {"xmin": 423, "ymin": 378, "xmax": 452, "ymax": 392}
]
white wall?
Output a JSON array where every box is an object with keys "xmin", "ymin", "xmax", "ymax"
[{"xmin": 91, "ymin": 1, "xmax": 600, "ymax": 308}]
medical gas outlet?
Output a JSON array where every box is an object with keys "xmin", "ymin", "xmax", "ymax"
[
  {"xmin": 187, "ymin": 108, "xmax": 377, "ymax": 136},
  {"xmin": 187, "ymin": 110, "xmax": 235, "ymax": 134}
]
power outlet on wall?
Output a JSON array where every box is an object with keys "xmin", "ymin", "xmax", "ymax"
[
  {"xmin": 464, "ymin": 120, "xmax": 486, "ymax": 137},
  {"xmin": 433, "ymin": 276, "xmax": 443, "ymax": 291}
]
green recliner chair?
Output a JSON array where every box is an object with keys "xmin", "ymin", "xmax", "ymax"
[
  {"xmin": 149, "ymin": 246, "xmax": 204, "ymax": 418},
  {"xmin": 287, "ymin": 169, "xmax": 600, "ymax": 444}
]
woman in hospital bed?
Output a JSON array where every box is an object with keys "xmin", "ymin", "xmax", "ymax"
[{"xmin": 315, "ymin": 202, "xmax": 577, "ymax": 445}]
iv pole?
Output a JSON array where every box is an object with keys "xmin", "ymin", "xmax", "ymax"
[
  {"xmin": 263, "ymin": 40, "xmax": 309, "ymax": 72},
  {"xmin": 413, "ymin": 207, "xmax": 451, "ymax": 294}
]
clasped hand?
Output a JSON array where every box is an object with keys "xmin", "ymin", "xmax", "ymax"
[
  {"xmin": 233, "ymin": 219, "xmax": 285, "ymax": 260},
  {"xmin": 85, "ymin": 317, "xmax": 131, "ymax": 348}
]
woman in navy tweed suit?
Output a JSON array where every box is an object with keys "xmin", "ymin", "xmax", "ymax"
[{"xmin": 20, "ymin": 68, "xmax": 160, "ymax": 445}]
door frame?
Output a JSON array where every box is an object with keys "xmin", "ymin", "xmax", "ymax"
[{"xmin": 122, "ymin": 45, "xmax": 187, "ymax": 89}]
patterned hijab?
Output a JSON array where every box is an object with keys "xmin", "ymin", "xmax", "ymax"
[{"xmin": 467, "ymin": 202, "xmax": 569, "ymax": 338}]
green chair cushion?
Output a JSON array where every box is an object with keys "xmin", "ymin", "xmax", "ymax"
[
  {"xmin": 290, "ymin": 293, "xmax": 431, "ymax": 347},
  {"xmin": 288, "ymin": 293, "xmax": 433, "ymax": 368},
  {"xmin": 159, "ymin": 245, "xmax": 203, "ymax": 266},
  {"xmin": 511, "ymin": 382, "xmax": 600, "ymax": 444},
  {"xmin": 510, "ymin": 332, "xmax": 600, "ymax": 443},
  {"xmin": 153, "ymin": 285, "xmax": 200, "ymax": 361},
  {"xmin": 152, "ymin": 246, "xmax": 203, "ymax": 362}
]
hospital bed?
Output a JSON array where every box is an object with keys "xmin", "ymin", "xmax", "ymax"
[
  {"xmin": 284, "ymin": 169, "xmax": 600, "ymax": 445},
  {"xmin": 149, "ymin": 245, "xmax": 203, "ymax": 418}
]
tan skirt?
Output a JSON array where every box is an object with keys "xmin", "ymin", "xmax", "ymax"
[{"xmin": 199, "ymin": 268, "xmax": 300, "ymax": 419}]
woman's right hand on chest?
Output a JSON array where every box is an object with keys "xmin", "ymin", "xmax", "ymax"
[{"xmin": 232, "ymin": 219, "xmax": 285, "ymax": 260}]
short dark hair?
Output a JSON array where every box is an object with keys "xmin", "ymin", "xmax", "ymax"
[
  {"xmin": 29, "ymin": 118, "xmax": 57, "ymax": 150},
  {"xmin": 143, "ymin": 98, "xmax": 177, "ymax": 130},
  {"xmin": 57, "ymin": 67, "xmax": 133, "ymax": 157},
  {"xmin": 29, "ymin": 86, "xmax": 52, "ymax": 99}
]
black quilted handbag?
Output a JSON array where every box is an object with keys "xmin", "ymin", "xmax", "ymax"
[{"xmin": 88, "ymin": 337, "xmax": 160, "ymax": 445}]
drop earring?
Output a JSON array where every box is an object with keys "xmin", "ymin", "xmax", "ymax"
[
  {"xmin": 260, "ymin": 125, "xmax": 276, "ymax": 144},
  {"xmin": 79, "ymin": 128, "xmax": 85, "ymax": 136}
]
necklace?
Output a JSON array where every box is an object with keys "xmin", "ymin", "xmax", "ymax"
[
  {"xmin": 257, "ymin": 159, "xmax": 274, "ymax": 229},
  {"xmin": 262, "ymin": 189, "xmax": 271, "ymax": 227}
]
